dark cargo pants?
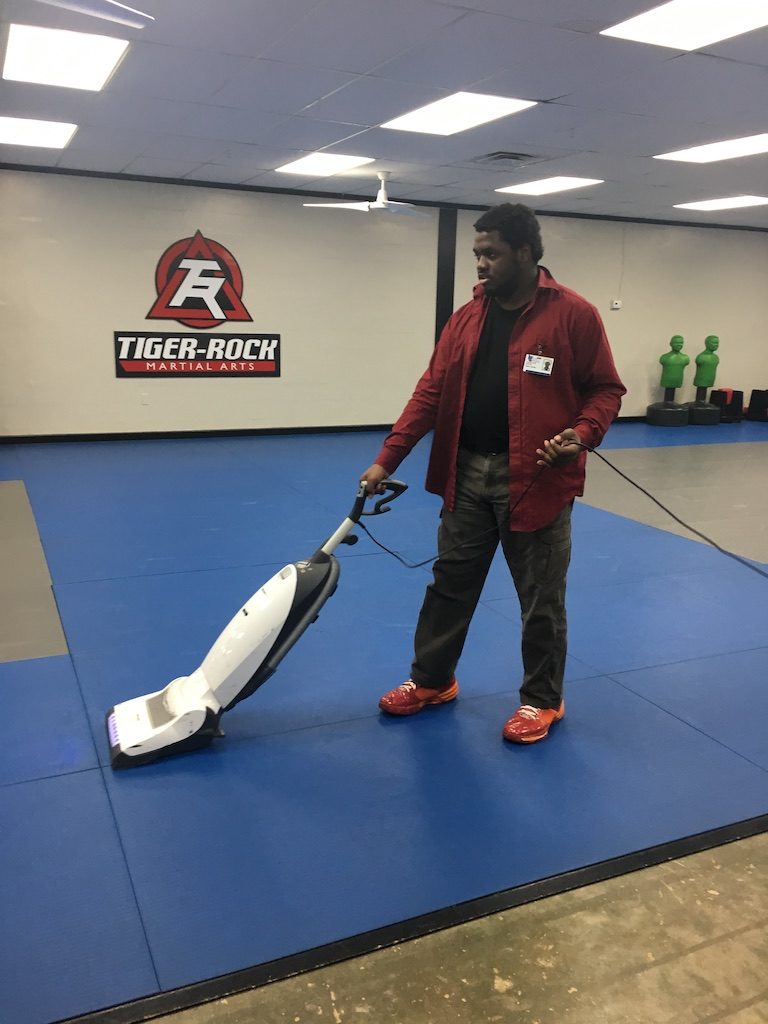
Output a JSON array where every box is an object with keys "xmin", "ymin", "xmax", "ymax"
[{"xmin": 411, "ymin": 448, "xmax": 572, "ymax": 709}]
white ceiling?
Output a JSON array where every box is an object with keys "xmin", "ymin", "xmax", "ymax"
[{"xmin": 1, "ymin": 0, "xmax": 767, "ymax": 228}]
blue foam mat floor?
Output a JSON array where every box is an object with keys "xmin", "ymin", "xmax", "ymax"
[{"xmin": 1, "ymin": 425, "xmax": 766, "ymax": 1023}]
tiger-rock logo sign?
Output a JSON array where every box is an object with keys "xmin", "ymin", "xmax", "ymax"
[
  {"xmin": 115, "ymin": 230, "xmax": 280, "ymax": 378},
  {"xmin": 147, "ymin": 230, "xmax": 251, "ymax": 329}
]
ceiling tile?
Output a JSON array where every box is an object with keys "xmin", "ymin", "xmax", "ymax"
[
  {"xmin": 55, "ymin": 149, "xmax": 139, "ymax": 173},
  {"xmin": 259, "ymin": 0, "xmax": 465, "ymax": 73},
  {"xmin": 131, "ymin": 135, "xmax": 222, "ymax": 161},
  {"xmin": 211, "ymin": 60, "xmax": 356, "ymax": 115},
  {"xmin": 77, "ymin": 94, "xmax": 205, "ymax": 134},
  {"xmin": 342, "ymin": 108, "xmax": 558, "ymax": 166},
  {"xmin": 469, "ymin": 32, "xmax": 673, "ymax": 100},
  {"xmin": 110, "ymin": 42, "xmax": 253, "ymax": 103},
  {"xmin": 183, "ymin": 145, "xmax": 312, "ymax": 185},
  {"xmin": 0, "ymin": 79, "xmax": 103, "ymax": 123},
  {"xmin": 241, "ymin": 169, "xmax": 333, "ymax": 190},
  {"xmin": 0, "ymin": 0, "xmax": 765, "ymax": 226},
  {"xmin": 0, "ymin": 144, "xmax": 61, "ymax": 167},
  {"xmin": 120, "ymin": 155, "xmax": 208, "ymax": 178},
  {"xmin": 257, "ymin": 116, "xmax": 369, "ymax": 150},
  {"xmin": 175, "ymin": 143, "xmax": 297, "ymax": 178},
  {"xmin": 500, "ymin": 102, "xmax": 710, "ymax": 159},
  {"xmin": 55, "ymin": 125, "xmax": 155, "ymax": 171},
  {"xmin": 63, "ymin": 125, "xmax": 155, "ymax": 155},
  {"xmin": 183, "ymin": 164, "xmax": 269, "ymax": 185},
  {"xmin": 172, "ymin": 105, "xmax": 286, "ymax": 143},
  {"xmin": 559, "ymin": 53, "xmax": 768, "ymax": 124},
  {"xmin": 700, "ymin": 26, "xmax": 768, "ymax": 67},
  {"xmin": 300, "ymin": 76, "xmax": 448, "ymax": 125},
  {"xmin": 137, "ymin": 0, "xmax": 329, "ymax": 57},
  {"xmin": 431, "ymin": 0, "xmax": 648, "ymax": 29},
  {"xmin": 372, "ymin": 11, "xmax": 656, "ymax": 94}
]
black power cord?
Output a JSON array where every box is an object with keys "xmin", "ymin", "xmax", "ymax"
[
  {"xmin": 577, "ymin": 443, "xmax": 768, "ymax": 581},
  {"xmin": 358, "ymin": 466, "xmax": 545, "ymax": 568},
  {"xmin": 358, "ymin": 442, "xmax": 768, "ymax": 581}
]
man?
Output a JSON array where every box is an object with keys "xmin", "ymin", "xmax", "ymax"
[{"xmin": 361, "ymin": 203, "xmax": 625, "ymax": 743}]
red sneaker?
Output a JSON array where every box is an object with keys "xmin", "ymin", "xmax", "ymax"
[
  {"xmin": 502, "ymin": 702, "xmax": 564, "ymax": 743},
  {"xmin": 379, "ymin": 677, "xmax": 459, "ymax": 716}
]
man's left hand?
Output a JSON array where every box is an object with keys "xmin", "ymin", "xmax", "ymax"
[{"xmin": 536, "ymin": 428, "xmax": 583, "ymax": 468}]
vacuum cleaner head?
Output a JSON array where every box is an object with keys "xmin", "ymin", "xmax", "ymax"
[
  {"xmin": 105, "ymin": 479, "xmax": 407, "ymax": 769},
  {"xmin": 106, "ymin": 673, "xmax": 222, "ymax": 769}
]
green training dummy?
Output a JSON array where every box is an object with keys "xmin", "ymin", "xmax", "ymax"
[
  {"xmin": 689, "ymin": 335, "xmax": 721, "ymax": 424},
  {"xmin": 694, "ymin": 335, "xmax": 720, "ymax": 389},
  {"xmin": 659, "ymin": 334, "xmax": 690, "ymax": 390},
  {"xmin": 646, "ymin": 334, "xmax": 689, "ymax": 426}
]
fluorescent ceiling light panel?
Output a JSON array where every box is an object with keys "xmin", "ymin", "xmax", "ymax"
[
  {"xmin": 275, "ymin": 154, "xmax": 375, "ymax": 175},
  {"xmin": 381, "ymin": 92, "xmax": 536, "ymax": 136},
  {"xmin": 0, "ymin": 115, "xmax": 77, "ymax": 148},
  {"xmin": 496, "ymin": 176, "xmax": 604, "ymax": 196},
  {"xmin": 674, "ymin": 195, "xmax": 768, "ymax": 211},
  {"xmin": 655, "ymin": 133, "xmax": 768, "ymax": 162},
  {"xmin": 600, "ymin": 0, "xmax": 768, "ymax": 51},
  {"xmin": 3, "ymin": 24, "xmax": 129, "ymax": 91}
]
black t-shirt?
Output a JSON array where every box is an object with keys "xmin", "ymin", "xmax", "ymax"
[{"xmin": 459, "ymin": 302, "xmax": 522, "ymax": 454}]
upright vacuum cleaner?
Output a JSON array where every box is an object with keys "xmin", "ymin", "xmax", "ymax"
[{"xmin": 106, "ymin": 479, "xmax": 407, "ymax": 769}]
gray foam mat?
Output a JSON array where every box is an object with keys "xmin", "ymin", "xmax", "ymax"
[{"xmin": 0, "ymin": 481, "xmax": 68, "ymax": 662}]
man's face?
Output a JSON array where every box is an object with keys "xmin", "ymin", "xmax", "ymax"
[{"xmin": 473, "ymin": 230, "xmax": 531, "ymax": 298}]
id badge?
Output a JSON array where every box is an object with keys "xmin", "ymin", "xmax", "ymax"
[{"xmin": 523, "ymin": 353, "xmax": 554, "ymax": 376}]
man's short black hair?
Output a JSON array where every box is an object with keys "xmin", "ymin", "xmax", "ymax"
[{"xmin": 473, "ymin": 203, "xmax": 543, "ymax": 262}]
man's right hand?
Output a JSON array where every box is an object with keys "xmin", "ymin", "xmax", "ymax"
[{"xmin": 360, "ymin": 463, "xmax": 388, "ymax": 495}]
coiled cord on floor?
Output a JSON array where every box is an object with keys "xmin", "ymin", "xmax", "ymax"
[{"xmin": 358, "ymin": 442, "xmax": 768, "ymax": 581}]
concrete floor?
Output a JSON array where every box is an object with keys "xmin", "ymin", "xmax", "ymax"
[
  {"xmin": 158, "ymin": 831, "xmax": 768, "ymax": 1024},
  {"xmin": 581, "ymin": 443, "xmax": 768, "ymax": 564}
]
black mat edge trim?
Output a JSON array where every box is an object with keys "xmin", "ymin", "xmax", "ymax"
[
  {"xmin": 1, "ymin": 417, "xmax": 657, "ymax": 445},
  {"xmin": 58, "ymin": 812, "xmax": 768, "ymax": 1024},
  {"xmin": 1, "ymin": 425, "xmax": 394, "ymax": 443}
]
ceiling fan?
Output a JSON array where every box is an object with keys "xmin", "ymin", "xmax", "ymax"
[
  {"xmin": 28, "ymin": 0, "xmax": 154, "ymax": 29},
  {"xmin": 303, "ymin": 172, "xmax": 420, "ymax": 215}
]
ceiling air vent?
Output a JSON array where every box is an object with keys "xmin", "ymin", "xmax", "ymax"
[{"xmin": 474, "ymin": 151, "xmax": 537, "ymax": 163}]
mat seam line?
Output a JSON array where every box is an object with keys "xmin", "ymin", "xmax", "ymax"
[
  {"xmin": 605, "ymin": 672, "xmax": 768, "ymax": 775},
  {"xmin": 61, "ymin": 633, "xmax": 163, "ymax": 994}
]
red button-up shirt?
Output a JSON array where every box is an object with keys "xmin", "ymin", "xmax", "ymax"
[{"xmin": 373, "ymin": 267, "xmax": 626, "ymax": 531}]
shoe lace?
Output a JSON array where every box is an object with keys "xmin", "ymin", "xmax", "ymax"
[
  {"xmin": 399, "ymin": 680, "xmax": 416, "ymax": 692},
  {"xmin": 517, "ymin": 705, "xmax": 541, "ymax": 720}
]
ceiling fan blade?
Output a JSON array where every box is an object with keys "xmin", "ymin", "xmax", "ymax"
[
  {"xmin": 29, "ymin": 0, "xmax": 154, "ymax": 28},
  {"xmin": 303, "ymin": 201, "xmax": 372, "ymax": 211},
  {"xmin": 303, "ymin": 172, "xmax": 423, "ymax": 215},
  {"xmin": 375, "ymin": 201, "xmax": 427, "ymax": 217}
]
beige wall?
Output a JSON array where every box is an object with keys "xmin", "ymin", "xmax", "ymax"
[
  {"xmin": 455, "ymin": 210, "xmax": 768, "ymax": 418},
  {"xmin": 0, "ymin": 170, "xmax": 438, "ymax": 436},
  {"xmin": 1, "ymin": 168, "xmax": 766, "ymax": 436}
]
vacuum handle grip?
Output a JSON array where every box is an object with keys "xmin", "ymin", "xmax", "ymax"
[{"xmin": 364, "ymin": 478, "xmax": 408, "ymax": 516}]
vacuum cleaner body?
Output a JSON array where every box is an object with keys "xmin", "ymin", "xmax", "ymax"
[{"xmin": 106, "ymin": 480, "xmax": 404, "ymax": 769}]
